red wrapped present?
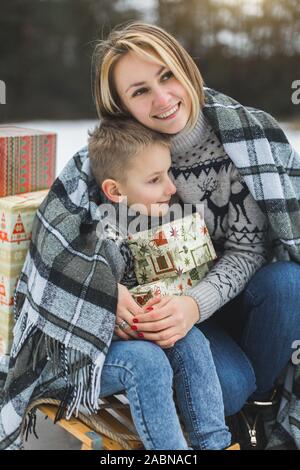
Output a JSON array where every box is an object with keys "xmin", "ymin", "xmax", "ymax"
[{"xmin": 0, "ymin": 126, "xmax": 56, "ymax": 197}]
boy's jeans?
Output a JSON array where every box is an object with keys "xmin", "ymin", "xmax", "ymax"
[{"xmin": 100, "ymin": 328, "xmax": 231, "ymax": 450}]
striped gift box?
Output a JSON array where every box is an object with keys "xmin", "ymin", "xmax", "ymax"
[
  {"xmin": 0, "ymin": 126, "xmax": 56, "ymax": 197},
  {"xmin": 0, "ymin": 189, "xmax": 48, "ymax": 358},
  {"xmin": 0, "ymin": 306, "xmax": 14, "ymax": 355}
]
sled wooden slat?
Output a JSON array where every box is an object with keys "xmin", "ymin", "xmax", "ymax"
[{"xmin": 35, "ymin": 395, "xmax": 144, "ymax": 450}]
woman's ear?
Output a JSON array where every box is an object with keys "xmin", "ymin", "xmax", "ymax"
[{"xmin": 101, "ymin": 179, "xmax": 124, "ymax": 203}]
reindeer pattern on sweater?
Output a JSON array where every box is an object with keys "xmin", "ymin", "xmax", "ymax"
[{"xmin": 169, "ymin": 115, "xmax": 270, "ymax": 321}]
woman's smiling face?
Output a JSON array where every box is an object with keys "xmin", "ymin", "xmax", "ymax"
[{"xmin": 114, "ymin": 51, "xmax": 192, "ymax": 134}]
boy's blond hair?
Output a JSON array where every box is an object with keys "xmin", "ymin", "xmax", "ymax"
[{"xmin": 88, "ymin": 118, "xmax": 171, "ymax": 187}]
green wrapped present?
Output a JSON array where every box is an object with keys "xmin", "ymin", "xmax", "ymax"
[
  {"xmin": 127, "ymin": 212, "xmax": 216, "ymax": 285},
  {"xmin": 129, "ymin": 264, "xmax": 212, "ymax": 306}
]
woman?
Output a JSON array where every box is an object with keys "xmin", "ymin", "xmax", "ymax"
[
  {"xmin": 1, "ymin": 21, "xmax": 300, "ymax": 451},
  {"xmin": 92, "ymin": 20, "xmax": 300, "ymax": 427}
]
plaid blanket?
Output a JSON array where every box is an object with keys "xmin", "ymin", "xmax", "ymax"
[
  {"xmin": 203, "ymin": 87, "xmax": 300, "ymax": 262},
  {"xmin": 0, "ymin": 151, "xmax": 120, "ymax": 449},
  {"xmin": 0, "ymin": 88, "xmax": 300, "ymax": 450}
]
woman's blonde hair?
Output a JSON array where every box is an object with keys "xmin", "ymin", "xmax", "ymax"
[{"xmin": 92, "ymin": 21, "xmax": 205, "ymax": 132}]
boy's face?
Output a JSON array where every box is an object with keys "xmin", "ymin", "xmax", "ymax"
[{"xmin": 118, "ymin": 143, "xmax": 176, "ymax": 217}]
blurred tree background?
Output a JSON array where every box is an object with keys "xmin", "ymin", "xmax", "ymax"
[{"xmin": 0, "ymin": 0, "xmax": 299, "ymax": 122}]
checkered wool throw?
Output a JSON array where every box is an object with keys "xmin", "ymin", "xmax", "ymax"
[{"xmin": 0, "ymin": 88, "xmax": 299, "ymax": 449}]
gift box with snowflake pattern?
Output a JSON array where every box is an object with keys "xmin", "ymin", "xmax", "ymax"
[{"xmin": 127, "ymin": 212, "xmax": 217, "ymax": 285}]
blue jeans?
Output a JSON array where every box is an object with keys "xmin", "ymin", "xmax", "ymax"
[
  {"xmin": 198, "ymin": 260, "xmax": 300, "ymax": 414},
  {"xmin": 100, "ymin": 328, "xmax": 231, "ymax": 450},
  {"xmin": 98, "ymin": 260, "xmax": 300, "ymax": 448}
]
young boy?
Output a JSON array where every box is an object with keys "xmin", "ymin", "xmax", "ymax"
[{"xmin": 88, "ymin": 118, "xmax": 234, "ymax": 450}]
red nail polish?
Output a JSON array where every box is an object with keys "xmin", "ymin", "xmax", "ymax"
[
  {"xmin": 133, "ymin": 318, "xmax": 139, "ymax": 323},
  {"xmin": 138, "ymin": 333, "xmax": 144, "ymax": 338},
  {"xmin": 145, "ymin": 307, "xmax": 153, "ymax": 312},
  {"xmin": 131, "ymin": 325, "xmax": 138, "ymax": 331}
]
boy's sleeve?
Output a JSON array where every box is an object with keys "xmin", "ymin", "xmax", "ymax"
[
  {"xmin": 102, "ymin": 238, "xmax": 138, "ymax": 287},
  {"xmin": 99, "ymin": 216, "xmax": 135, "ymax": 284}
]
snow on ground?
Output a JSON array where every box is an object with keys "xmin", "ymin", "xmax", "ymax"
[{"xmin": 11, "ymin": 119, "xmax": 300, "ymax": 177}]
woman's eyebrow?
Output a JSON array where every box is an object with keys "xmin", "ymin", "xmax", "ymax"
[{"xmin": 125, "ymin": 66, "xmax": 166, "ymax": 93}]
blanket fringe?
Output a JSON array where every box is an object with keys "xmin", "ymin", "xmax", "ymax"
[
  {"xmin": 13, "ymin": 311, "xmax": 104, "ymax": 423},
  {"xmin": 53, "ymin": 384, "xmax": 74, "ymax": 423},
  {"xmin": 11, "ymin": 311, "xmax": 37, "ymax": 360},
  {"xmin": 44, "ymin": 334, "xmax": 102, "ymax": 420},
  {"xmin": 23, "ymin": 409, "xmax": 38, "ymax": 441}
]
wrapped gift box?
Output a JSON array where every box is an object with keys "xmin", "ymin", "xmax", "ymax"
[
  {"xmin": 0, "ymin": 189, "xmax": 48, "ymax": 307},
  {"xmin": 130, "ymin": 264, "xmax": 211, "ymax": 306},
  {"xmin": 0, "ymin": 126, "xmax": 56, "ymax": 197},
  {"xmin": 127, "ymin": 212, "xmax": 216, "ymax": 285},
  {"xmin": 0, "ymin": 306, "xmax": 14, "ymax": 355},
  {"xmin": 0, "ymin": 189, "xmax": 48, "ymax": 358},
  {"xmin": 0, "ymin": 354, "xmax": 10, "ymax": 375}
]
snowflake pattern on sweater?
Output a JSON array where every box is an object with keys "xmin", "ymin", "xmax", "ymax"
[{"xmin": 169, "ymin": 113, "xmax": 271, "ymax": 322}]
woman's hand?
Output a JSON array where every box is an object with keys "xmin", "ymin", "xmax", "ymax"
[
  {"xmin": 114, "ymin": 283, "xmax": 146, "ymax": 340},
  {"xmin": 132, "ymin": 295, "xmax": 200, "ymax": 348}
]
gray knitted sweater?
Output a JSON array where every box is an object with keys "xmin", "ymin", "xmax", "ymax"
[{"xmin": 170, "ymin": 112, "xmax": 271, "ymax": 322}]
